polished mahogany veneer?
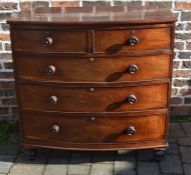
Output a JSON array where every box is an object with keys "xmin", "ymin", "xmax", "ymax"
[
  {"xmin": 19, "ymin": 83, "xmax": 168, "ymax": 112},
  {"xmin": 7, "ymin": 6, "xmax": 176, "ymax": 155},
  {"xmin": 22, "ymin": 113, "xmax": 166, "ymax": 144},
  {"xmin": 16, "ymin": 54, "xmax": 171, "ymax": 82}
]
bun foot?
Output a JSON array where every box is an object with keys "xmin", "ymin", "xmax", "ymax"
[
  {"xmin": 24, "ymin": 149, "xmax": 37, "ymax": 161},
  {"xmin": 153, "ymin": 149, "xmax": 166, "ymax": 161}
]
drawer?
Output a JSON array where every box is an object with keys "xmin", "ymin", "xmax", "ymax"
[
  {"xmin": 19, "ymin": 83, "xmax": 168, "ymax": 112},
  {"xmin": 16, "ymin": 54, "xmax": 171, "ymax": 82},
  {"xmin": 11, "ymin": 29, "xmax": 88, "ymax": 53},
  {"xmin": 22, "ymin": 113, "xmax": 166, "ymax": 143},
  {"xmin": 94, "ymin": 28, "xmax": 171, "ymax": 53}
]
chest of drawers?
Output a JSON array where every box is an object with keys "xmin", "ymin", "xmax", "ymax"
[{"xmin": 8, "ymin": 6, "xmax": 176, "ymax": 160}]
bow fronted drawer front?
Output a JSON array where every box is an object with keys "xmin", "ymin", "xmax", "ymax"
[
  {"xmin": 22, "ymin": 112, "xmax": 166, "ymax": 144},
  {"xmin": 15, "ymin": 54, "xmax": 171, "ymax": 83},
  {"xmin": 18, "ymin": 83, "xmax": 168, "ymax": 113}
]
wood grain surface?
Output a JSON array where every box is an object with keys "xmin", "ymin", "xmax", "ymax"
[
  {"xmin": 22, "ymin": 112, "xmax": 166, "ymax": 143},
  {"xmin": 18, "ymin": 83, "xmax": 168, "ymax": 112},
  {"xmin": 15, "ymin": 54, "xmax": 171, "ymax": 82}
]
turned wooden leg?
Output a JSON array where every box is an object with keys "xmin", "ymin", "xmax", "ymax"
[
  {"xmin": 153, "ymin": 148, "xmax": 166, "ymax": 161},
  {"xmin": 24, "ymin": 148, "xmax": 37, "ymax": 161}
]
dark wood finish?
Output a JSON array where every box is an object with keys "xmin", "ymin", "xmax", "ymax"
[
  {"xmin": 7, "ymin": 7, "xmax": 176, "ymax": 154},
  {"xmin": 19, "ymin": 83, "xmax": 168, "ymax": 112},
  {"xmin": 22, "ymin": 112, "xmax": 166, "ymax": 143},
  {"xmin": 15, "ymin": 54, "xmax": 171, "ymax": 83}
]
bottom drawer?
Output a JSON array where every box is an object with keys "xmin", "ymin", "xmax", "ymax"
[{"xmin": 22, "ymin": 113, "xmax": 166, "ymax": 144}]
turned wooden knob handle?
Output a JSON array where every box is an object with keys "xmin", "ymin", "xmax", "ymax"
[
  {"xmin": 125, "ymin": 95, "xmax": 137, "ymax": 104},
  {"xmin": 126, "ymin": 126, "xmax": 136, "ymax": 136},
  {"xmin": 48, "ymin": 96, "xmax": 58, "ymax": 104},
  {"xmin": 43, "ymin": 36, "xmax": 53, "ymax": 47},
  {"xmin": 46, "ymin": 65, "xmax": 56, "ymax": 75},
  {"xmin": 90, "ymin": 116, "xmax": 96, "ymax": 121},
  {"xmin": 126, "ymin": 64, "xmax": 139, "ymax": 74},
  {"xmin": 51, "ymin": 124, "xmax": 60, "ymax": 134},
  {"xmin": 126, "ymin": 36, "xmax": 139, "ymax": 46}
]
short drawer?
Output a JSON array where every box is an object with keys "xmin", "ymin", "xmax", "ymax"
[
  {"xmin": 22, "ymin": 112, "xmax": 166, "ymax": 143},
  {"xmin": 19, "ymin": 83, "xmax": 168, "ymax": 112},
  {"xmin": 11, "ymin": 29, "xmax": 88, "ymax": 53},
  {"xmin": 15, "ymin": 54, "xmax": 171, "ymax": 82},
  {"xmin": 94, "ymin": 28, "xmax": 171, "ymax": 53}
]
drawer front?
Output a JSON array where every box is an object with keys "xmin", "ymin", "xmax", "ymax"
[
  {"xmin": 11, "ymin": 29, "xmax": 88, "ymax": 53},
  {"xmin": 22, "ymin": 113, "xmax": 166, "ymax": 143},
  {"xmin": 19, "ymin": 84, "xmax": 168, "ymax": 112},
  {"xmin": 94, "ymin": 28, "xmax": 171, "ymax": 53},
  {"xmin": 16, "ymin": 54, "xmax": 171, "ymax": 82}
]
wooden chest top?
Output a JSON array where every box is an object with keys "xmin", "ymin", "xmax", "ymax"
[{"xmin": 7, "ymin": 6, "xmax": 176, "ymax": 25}]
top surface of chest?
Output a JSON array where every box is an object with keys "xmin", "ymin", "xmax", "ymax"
[{"xmin": 7, "ymin": 6, "xmax": 176, "ymax": 25}]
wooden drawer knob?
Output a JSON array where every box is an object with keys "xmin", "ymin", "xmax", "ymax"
[
  {"xmin": 125, "ymin": 95, "xmax": 137, "ymax": 104},
  {"xmin": 126, "ymin": 64, "xmax": 138, "ymax": 74},
  {"xmin": 90, "ymin": 117, "xmax": 96, "ymax": 121},
  {"xmin": 89, "ymin": 58, "xmax": 95, "ymax": 62},
  {"xmin": 89, "ymin": 88, "xmax": 95, "ymax": 92},
  {"xmin": 48, "ymin": 96, "xmax": 58, "ymax": 104},
  {"xmin": 126, "ymin": 36, "xmax": 139, "ymax": 46},
  {"xmin": 46, "ymin": 65, "xmax": 56, "ymax": 75},
  {"xmin": 126, "ymin": 126, "xmax": 136, "ymax": 136},
  {"xmin": 51, "ymin": 124, "xmax": 60, "ymax": 134},
  {"xmin": 43, "ymin": 36, "xmax": 53, "ymax": 47}
]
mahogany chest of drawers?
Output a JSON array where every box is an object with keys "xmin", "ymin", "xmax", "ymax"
[{"xmin": 8, "ymin": 7, "xmax": 176, "ymax": 159}]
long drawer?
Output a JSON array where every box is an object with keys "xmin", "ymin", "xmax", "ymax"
[
  {"xmin": 19, "ymin": 83, "xmax": 168, "ymax": 112},
  {"xmin": 22, "ymin": 112, "xmax": 166, "ymax": 143},
  {"xmin": 15, "ymin": 54, "xmax": 171, "ymax": 83}
]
